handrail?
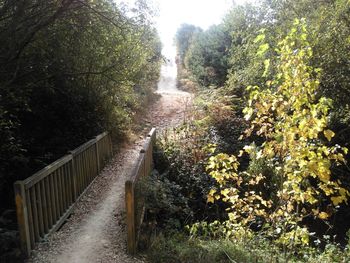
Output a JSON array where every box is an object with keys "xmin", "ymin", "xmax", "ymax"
[
  {"xmin": 125, "ymin": 127, "xmax": 156, "ymax": 254},
  {"xmin": 22, "ymin": 155, "xmax": 73, "ymax": 189},
  {"xmin": 14, "ymin": 131, "xmax": 113, "ymax": 256}
]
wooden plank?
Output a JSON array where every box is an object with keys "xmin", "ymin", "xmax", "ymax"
[
  {"xmin": 77, "ymin": 155, "xmax": 83, "ymax": 195},
  {"xmin": 101, "ymin": 138, "xmax": 106, "ymax": 165},
  {"xmin": 64, "ymin": 164, "xmax": 70, "ymax": 206},
  {"xmin": 23, "ymin": 155, "xmax": 72, "ymax": 189},
  {"xmin": 60, "ymin": 167, "xmax": 66, "ymax": 214},
  {"xmin": 35, "ymin": 183, "xmax": 45, "ymax": 238},
  {"xmin": 98, "ymin": 139, "xmax": 103, "ymax": 167},
  {"xmin": 92, "ymin": 146, "xmax": 97, "ymax": 177},
  {"xmin": 31, "ymin": 186, "xmax": 40, "ymax": 242},
  {"xmin": 93, "ymin": 146, "xmax": 97, "ymax": 178},
  {"xmin": 79, "ymin": 153, "xmax": 84, "ymax": 191},
  {"xmin": 88, "ymin": 147, "xmax": 93, "ymax": 182},
  {"xmin": 93, "ymin": 146, "xmax": 98, "ymax": 177},
  {"xmin": 95, "ymin": 131, "xmax": 108, "ymax": 141},
  {"xmin": 92, "ymin": 147, "xmax": 97, "ymax": 179},
  {"xmin": 25, "ymin": 189, "xmax": 35, "ymax": 249},
  {"xmin": 81, "ymin": 154, "xmax": 85, "ymax": 193},
  {"xmin": 45, "ymin": 203, "xmax": 74, "ymax": 238},
  {"xmin": 70, "ymin": 138, "xmax": 96, "ymax": 156},
  {"xmin": 130, "ymin": 154, "xmax": 145, "ymax": 184},
  {"xmin": 51, "ymin": 172, "xmax": 58, "ymax": 224},
  {"xmin": 14, "ymin": 181, "xmax": 31, "ymax": 256},
  {"xmin": 45, "ymin": 176, "xmax": 53, "ymax": 228},
  {"xmin": 95, "ymin": 141, "xmax": 100, "ymax": 174},
  {"xmin": 74, "ymin": 156, "xmax": 80, "ymax": 196},
  {"xmin": 71, "ymin": 157, "xmax": 77, "ymax": 201},
  {"xmin": 40, "ymin": 158, "xmax": 102, "ymax": 241},
  {"xmin": 86, "ymin": 149, "xmax": 90, "ymax": 184},
  {"xmin": 66, "ymin": 163, "xmax": 71, "ymax": 206},
  {"xmin": 61, "ymin": 166, "xmax": 67, "ymax": 212},
  {"xmin": 40, "ymin": 180, "xmax": 49, "ymax": 234},
  {"xmin": 108, "ymin": 133, "xmax": 113, "ymax": 158},
  {"xmin": 124, "ymin": 128, "xmax": 156, "ymax": 255},
  {"xmin": 148, "ymin": 127, "xmax": 156, "ymax": 142},
  {"xmin": 13, "ymin": 131, "xmax": 117, "ymax": 256},
  {"xmin": 86, "ymin": 149, "xmax": 91, "ymax": 184},
  {"xmin": 57, "ymin": 168, "xmax": 63, "ymax": 216},
  {"xmin": 82, "ymin": 151, "xmax": 87, "ymax": 189},
  {"xmin": 142, "ymin": 138, "xmax": 151, "ymax": 155},
  {"xmin": 125, "ymin": 180, "xmax": 136, "ymax": 254},
  {"xmin": 66, "ymin": 162, "xmax": 73, "ymax": 206}
]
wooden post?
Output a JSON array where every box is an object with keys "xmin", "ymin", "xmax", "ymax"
[
  {"xmin": 148, "ymin": 128, "xmax": 156, "ymax": 171},
  {"xmin": 95, "ymin": 139, "xmax": 100, "ymax": 174},
  {"xmin": 108, "ymin": 133, "xmax": 113, "ymax": 158},
  {"xmin": 70, "ymin": 156, "xmax": 77, "ymax": 201},
  {"xmin": 14, "ymin": 181, "xmax": 31, "ymax": 256},
  {"xmin": 125, "ymin": 180, "xmax": 136, "ymax": 254}
]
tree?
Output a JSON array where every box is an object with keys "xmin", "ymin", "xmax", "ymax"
[
  {"xmin": 185, "ymin": 24, "xmax": 231, "ymax": 87},
  {"xmin": 207, "ymin": 20, "xmax": 348, "ymax": 247},
  {"xmin": 175, "ymin": 23, "xmax": 202, "ymax": 65},
  {"xmin": 0, "ymin": 0, "xmax": 161, "ymax": 212}
]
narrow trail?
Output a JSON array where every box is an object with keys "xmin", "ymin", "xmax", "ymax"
[
  {"xmin": 28, "ymin": 145, "xmax": 144, "ymax": 263},
  {"xmin": 28, "ymin": 44, "xmax": 188, "ymax": 263}
]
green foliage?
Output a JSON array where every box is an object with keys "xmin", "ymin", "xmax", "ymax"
[
  {"xmin": 0, "ymin": 0, "xmax": 161, "ymax": 211},
  {"xmin": 224, "ymin": 3, "xmax": 275, "ymax": 100},
  {"xmin": 146, "ymin": 231, "xmax": 350, "ymax": 263},
  {"xmin": 147, "ymin": 234, "xmax": 274, "ymax": 263},
  {"xmin": 184, "ymin": 25, "xmax": 231, "ymax": 87},
  {"xmin": 206, "ymin": 20, "xmax": 349, "ymax": 252},
  {"xmin": 142, "ymin": 171, "xmax": 193, "ymax": 231},
  {"xmin": 175, "ymin": 24, "xmax": 202, "ymax": 66},
  {"xmin": 149, "ymin": 125, "xmax": 224, "ymax": 226}
]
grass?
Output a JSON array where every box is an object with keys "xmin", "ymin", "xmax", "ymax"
[{"xmin": 145, "ymin": 233, "xmax": 350, "ymax": 263}]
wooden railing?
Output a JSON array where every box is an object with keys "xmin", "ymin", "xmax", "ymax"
[
  {"xmin": 125, "ymin": 128, "xmax": 156, "ymax": 254},
  {"xmin": 14, "ymin": 132, "xmax": 113, "ymax": 256}
]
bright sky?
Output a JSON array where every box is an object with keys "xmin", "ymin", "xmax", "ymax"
[
  {"xmin": 155, "ymin": 0, "xmax": 233, "ymax": 44},
  {"xmin": 115, "ymin": 0, "xmax": 247, "ymax": 57}
]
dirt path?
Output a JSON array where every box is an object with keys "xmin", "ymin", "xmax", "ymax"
[{"xmin": 28, "ymin": 90, "xmax": 191, "ymax": 263}]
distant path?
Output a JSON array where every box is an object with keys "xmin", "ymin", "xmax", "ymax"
[
  {"xmin": 27, "ymin": 89, "xmax": 191, "ymax": 263},
  {"xmin": 149, "ymin": 90, "xmax": 192, "ymax": 130}
]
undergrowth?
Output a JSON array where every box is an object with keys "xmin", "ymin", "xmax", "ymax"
[{"xmin": 146, "ymin": 233, "xmax": 350, "ymax": 263}]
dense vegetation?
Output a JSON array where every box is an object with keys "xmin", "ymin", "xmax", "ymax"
[
  {"xmin": 0, "ymin": 0, "xmax": 162, "ymax": 213},
  {"xmin": 143, "ymin": 0, "xmax": 350, "ymax": 262}
]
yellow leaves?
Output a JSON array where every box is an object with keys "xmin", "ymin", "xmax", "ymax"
[
  {"xmin": 330, "ymin": 196, "xmax": 345, "ymax": 206},
  {"xmin": 318, "ymin": 212, "xmax": 329, "ymax": 220},
  {"xmin": 209, "ymin": 189, "xmax": 216, "ymax": 196},
  {"xmin": 324, "ymin": 129, "xmax": 335, "ymax": 141},
  {"xmin": 330, "ymin": 187, "xmax": 349, "ymax": 206},
  {"xmin": 220, "ymin": 188, "xmax": 230, "ymax": 197},
  {"xmin": 263, "ymin": 59, "xmax": 270, "ymax": 77},
  {"xmin": 202, "ymin": 19, "xmax": 350, "ymax": 248},
  {"xmin": 257, "ymin": 43, "xmax": 269, "ymax": 56},
  {"xmin": 243, "ymin": 107, "xmax": 253, "ymax": 121},
  {"xmin": 207, "ymin": 189, "xmax": 216, "ymax": 203},
  {"xmin": 254, "ymin": 33, "xmax": 265, "ymax": 43},
  {"xmin": 243, "ymin": 145, "xmax": 253, "ymax": 154},
  {"xmin": 206, "ymin": 153, "xmax": 241, "ymax": 186},
  {"xmin": 207, "ymin": 195, "xmax": 215, "ymax": 204}
]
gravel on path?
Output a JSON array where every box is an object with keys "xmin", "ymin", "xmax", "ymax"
[{"xmin": 28, "ymin": 144, "xmax": 146, "ymax": 263}]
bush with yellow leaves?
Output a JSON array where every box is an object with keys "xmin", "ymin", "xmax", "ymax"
[{"xmin": 207, "ymin": 19, "xmax": 349, "ymax": 249}]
